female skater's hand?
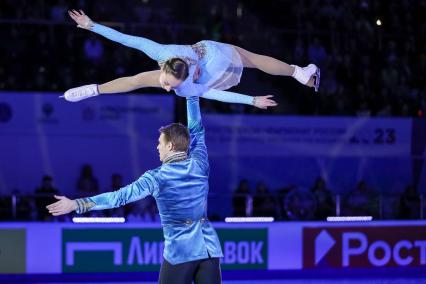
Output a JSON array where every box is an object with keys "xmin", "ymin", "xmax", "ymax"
[
  {"xmin": 254, "ymin": 95, "xmax": 278, "ymax": 109},
  {"xmin": 46, "ymin": 195, "xmax": 78, "ymax": 216},
  {"xmin": 68, "ymin": 9, "xmax": 94, "ymax": 30}
]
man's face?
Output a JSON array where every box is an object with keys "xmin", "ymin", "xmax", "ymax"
[{"xmin": 157, "ymin": 133, "xmax": 173, "ymax": 162}]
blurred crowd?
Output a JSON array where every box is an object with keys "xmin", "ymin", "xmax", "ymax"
[
  {"xmin": 0, "ymin": 164, "xmax": 161, "ymax": 222},
  {"xmin": 0, "ymin": 164, "xmax": 423, "ymax": 222},
  {"xmin": 0, "ymin": 0, "xmax": 425, "ymax": 116},
  {"xmin": 230, "ymin": 178, "xmax": 423, "ymax": 221}
]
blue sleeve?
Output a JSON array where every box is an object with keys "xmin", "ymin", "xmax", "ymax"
[
  {"xmin": 201, "ymin": 88, "xmax": 254, "ymax": 105},
  {"xmin": 186, "ymin": 97, "xmax": 209, "ymax": 171},
  {"xmin": 175, "ymin": 83, "xmax": 254, "ymax": 106},
  {"xmin": 91, "ymin": 23, "xmax": 170, "ymax": 62},
  {"xmin": 76, "ymin": 169, "xmax": 161, "ymax": 213}
]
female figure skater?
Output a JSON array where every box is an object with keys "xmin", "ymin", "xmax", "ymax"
[{"xmin": 65, "ymin": 10, "xmax": 318, "ymax": 109}]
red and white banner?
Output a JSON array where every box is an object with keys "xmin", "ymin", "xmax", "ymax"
[{"xmin": 303, "ymin": 226, "xmax": 426, "ymax": 268}]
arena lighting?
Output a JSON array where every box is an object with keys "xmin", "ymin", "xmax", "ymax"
[
  {"xmin": 72, "ymin": 217, "xmax": 126, "ymax": 223},
  {"xmin": 225, "ymin": 217, "xmax": 274, "ymax": 223},
  {"xmin": 327, "ymin": 216, "xmax": 373, "ymax": 222}
]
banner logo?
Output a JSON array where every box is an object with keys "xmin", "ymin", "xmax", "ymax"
[
  {"xmin": 304, "ymin": 226, "xmax": 426, "ymax": 268},
  {"xmin": 62, "ymin": 228, "xmax": 267, "ymax": 272}
]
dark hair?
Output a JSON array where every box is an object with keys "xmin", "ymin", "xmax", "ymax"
[
  {"xmin": 159, "ymin": 123, "xmax": 190, "ymax": 152},
  {"xmin": 162, "ymin": 58, "xmax": 189, "ymax": 81}
]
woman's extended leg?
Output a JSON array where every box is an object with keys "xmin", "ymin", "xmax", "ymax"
[
  {"xmin": 232, "ymin": 45, "xmax": 320, "ymax": 90},
  {"xmin": 233, "ymin": 45, "xmax": 295, "ymax": 76},
  {"xmin": 62, "ymin": 70, "xmax": 162, "ymax": 102},
  {"xmin": 98, "ymin": 70, "xmax": 162, "ymax": 93}
]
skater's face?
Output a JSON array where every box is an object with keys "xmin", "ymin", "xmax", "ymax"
[
  {"xmin": 157, "ymin": 133, "xmax": 173, "ymax": 162},
  {"xmin": 159, "ymin": 72, "xmax": 183, "ymax": 92}
]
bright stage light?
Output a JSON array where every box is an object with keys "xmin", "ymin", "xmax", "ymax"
[
  {"xmin": 327, "ymin": 216, "xmax": 373, "ymax": 222},
  {"xmin": 225, "ymin": 217, "xmax": 274, "ymax": 223},
  {"xmin": 72, "ymin": 217, "xmax": 126, "ymax": 223}
]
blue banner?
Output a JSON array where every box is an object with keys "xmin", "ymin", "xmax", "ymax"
[
  {"xmin": 0, "ymin": 92, "xmax": 173, "ymax": 196},
  {"xmin": 203, "ymin": 115, "xmax": 412, "ymax": 157},
  {"xmin": 202, "ymin": 114, "xmax": 421, "ymax": 206}
]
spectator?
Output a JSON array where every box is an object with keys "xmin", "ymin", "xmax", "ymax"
[
  {"xmin": 399, "ymin": 185, "xmax": 421, "ymax": 219},
  {"xmin": 253, "ymin": 182, "xmax": 276, "ymax": 217},
  {"xmin": 310, "ymin": 177, "xmax": 335, "ymax": 220},
  {"xmin": 307, "ymin": 37, "xmax": 327, "ymax": 66},
  {"xmin": 343, "ymin": 181, "xmax": 378, "ymax": 217},
  {"xmin": 12, "ymin": 189, "xmax": 32, "ymax": 221},
  {"xmin": 232, "ymin": 179, "xmax": 252, "ymax": 217},
  {"xmin": 0, "ymin": 195, "xmax": 12, "ymax": 220},
  {"xmin": 34, "ymin": 175, "xmax": 59, "ymax": 221},
  {"xmin": 76, "ymin": 164, "xmax": 99, "ymax": 196},
  {"xmin": 50, "ymin": 0, "xmax": 67, "ymax": 22},
  {"xmin": 84, "ymin": 35, "xmax": 104, "ymax": 64},
  {"xmin": 284, "ymin": 187, "xmax": 317, "ymax": 220},
  {"xmin": 104, "ymin": 173, "xmax": 124, "ymax": 217}
]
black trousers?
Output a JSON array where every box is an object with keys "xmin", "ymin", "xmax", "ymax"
[{"xmin": 158, "ymin": 257, "xmax": 221, "ymax": 284}]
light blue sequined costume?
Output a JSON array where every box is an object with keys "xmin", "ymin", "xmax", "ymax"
[
  {"xmin": 75, "ymin": 97, "xmax": 223, "ymax": 265},
  {"xmin": 91, "ymin": 23, "xmax": 253, "ymax": 106}
]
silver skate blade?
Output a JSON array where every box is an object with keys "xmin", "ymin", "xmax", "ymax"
[{"xmin": 314, "ymin": 68, "xmax": 321, "ymax": 92}]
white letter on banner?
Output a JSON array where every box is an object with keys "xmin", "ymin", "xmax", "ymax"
[
  {"xmin": 251, "ymin": 241, "xmax": 263, "ymax": 264},
  {"xmin": 237, "ymin": 242, "xmax": 250, "ymax": 264},
  {"xmin": 127, "ymin": 237, "xmax": 143, "ymax": 265},
  {"xmin": 368, "ymin": 241, "xmax": 391, "ymax": 266},
  {"xmin": 414, "ymin": 241, "xmax": 426, "ymax": 265},
  {"xmin": 66, "ymin": 242, "xmax": 122, "ymax": 266},
  {"xmin": 393, "ymin": 240, "xmax": 413, "ymax": 266},
  {"xmin": 224, "ymin": 242, "xmax": 236, "ymax": 264},
  {"xmin": 342, "ymin": 232, "xmax": 367, "ymax": 267}
]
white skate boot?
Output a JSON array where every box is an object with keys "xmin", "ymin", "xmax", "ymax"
[
  {"xmin": 291, "ymin": 64, "xmax": 321, "ymax": 92},
  {"xmin": 61, "ymin": 84, "xmax": 99, "ymax": 102}
]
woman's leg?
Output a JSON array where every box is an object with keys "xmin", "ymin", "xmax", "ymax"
[
  {"xmin": 232, "ymin": 45, "xmax": 318, "ymax": 89},
  {"xmin": 194, "ymin": 257, "xmax": 222, "ymax": 284},
  {"xmin": 63, "ymin": 70, "xmax": 162, "ymax": 102},
  {"xmin": 233, "ymin": 45, "xmax": 295, "ymax": 76},
  {"xmin": 98, "ymin": 70, "xmax": 162, "ymax": 94}
]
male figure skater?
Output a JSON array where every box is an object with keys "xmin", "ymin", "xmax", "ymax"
[{"xmin": 47, "ymin": 96, "xmax": 223, "ymax": 284}]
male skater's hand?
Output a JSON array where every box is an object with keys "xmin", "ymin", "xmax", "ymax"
[
  {"xmin": 254, "ymin": 95, "xmax": 278, "ymax": 109},
  {"xmin": 46, "ymin": 195, "xmax": 78, "ymax": 216},
  {"xmin": 193, "ymin": 66, "xmax": 202, "ymax": 82},
  {"xmin": 68, "ymin": 9, "xmax": 93, "ymax": 30}
]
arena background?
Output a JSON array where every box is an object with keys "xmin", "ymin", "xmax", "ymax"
[{"xmin": 0, "ymin": 0, "xmax": 425, "ymax": 283}]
